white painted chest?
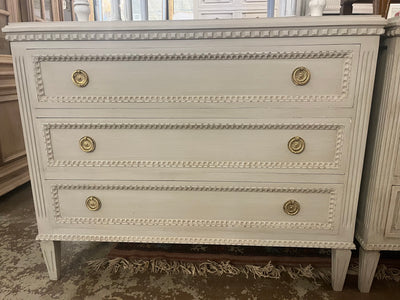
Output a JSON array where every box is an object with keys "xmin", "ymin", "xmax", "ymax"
[
  {"xmin": 3, "ymin": 16, "xmax": 385, "ymax": 290},
  {"xmin": 356, "ymin": 18, "xmax": 400, "ymax": 293}
]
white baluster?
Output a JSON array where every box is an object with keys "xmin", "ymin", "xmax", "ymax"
[
  {"xmin": 121, "ymin": 0, "xmax": 133, "ymax": 21},
  {"xmin": 279, "ymin": 0, "xmax": 302, "ymax": 16},
  {"xmin": 110, "ymin": 0, "xmax": 122, "ymax": 21},
  {"xmin": 73, "ymin": 0, "xmax": 90, "ymax": 21},
  {"xmin": 309, "ymin": 0, "xmax": 326, "ymax": 16},
  {"xmin": 279, "ymin": 0, "xmax": 287, "ymax": 16},
  {"xmin": 286, "ymin": 0, "xmax": 297, "ymax": 16},
  {"xmin": 140, "ymin": 0, "xmax": 149, "ymax": 20}
]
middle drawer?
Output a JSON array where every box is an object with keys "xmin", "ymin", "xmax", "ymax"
[{"xmin": 38, "ymin": 118, "xmax": 350, "ymax": 177}]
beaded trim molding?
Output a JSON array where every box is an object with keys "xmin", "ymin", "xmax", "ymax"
[
  {"xmin": 386, "ymin": 27, "xmax": 400, "ymax": 37},
  {"xmin": 355, "ymin": 233, "xmax": 400, "ymax": 251},
  {"xmin": 37, "ymin": 233, "xmax": 354, "ymax": 249},
  {"xmin": 5, "ymin": 26, "xmax": 385, "ymax": 42}
]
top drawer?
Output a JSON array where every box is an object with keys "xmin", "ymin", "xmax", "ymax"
[{"xmin": 28, "ymin": 44, "xmax": 359, "ymax": 108}]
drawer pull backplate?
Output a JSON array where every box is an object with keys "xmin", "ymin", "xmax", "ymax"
[
  {"xmin": 79, "ymin": 136, "xmax": 96, "ymax": 153},
  {"xmin": 283, "ymin": 200, "xmax": 300, "ymax": 216},
  {"xmin": 72, "ymin": 69, "xmax": 89, "ymax": 87},
  {"xmin": 288, "ymin": 136, "xmax": 305, "ymax": 154},
  {"xmin": 292, "ymin": 66, "xmax": 311, "ymax": 86},
  {"xmin": 85, "ymin": 196, "xmax": 101, "ymax": 211}
]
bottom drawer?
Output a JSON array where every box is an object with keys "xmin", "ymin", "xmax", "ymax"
[{"xmin": 49, "ymin": 181, "xmax": 341, "ymax": 232}]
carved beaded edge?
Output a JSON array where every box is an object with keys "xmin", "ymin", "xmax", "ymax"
[
  {"xmin": 33, "ymin": 51, "xmax": 353, "ymax": 104},
  {"xmin": 51, "ymin": 183, "xmax": 337, "ymax": 230},
  {"xmin": 386, "ymin": 27, "xmax": 400, "ymax": 37},
  {"xmin": 42, "ymin": 122, "xmax": 345, "ymax": 169},
  {"xmin": 6, "ymin": 26, "xmax": 385, "ymax": 42},
  {"xmin": 36, "ymin": 233, "xmax": 355, "ymax": 249},
  {"xmin": 355, "ymin": 233, "xmax": 400, "ymax": 251}
]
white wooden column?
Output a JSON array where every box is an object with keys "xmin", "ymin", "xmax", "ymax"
[
  {"xmin": 73, "ymin": 0, "xmax": 90, "ymax": 21},
  {"xmin": 121, "ymin": 0, "xmax": 133, "ymax": 21},
  {"xmin": 110, "ymin": 0, "xmax": 122, "ymax": 21},
  {"xmin": 140, "ymin": 0, "xmax": 149, "ymax": 20},
  {"xmin": 279, "ymin": 0, "xmax": 307, "ymax": 16}
]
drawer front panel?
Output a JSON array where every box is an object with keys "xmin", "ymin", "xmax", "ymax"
[
  {"xmin": 30, "ymin": 44, "xmax": 358, "ymax": 107},
  {"xmin": 39, "ymin": 119, "xmax": 349, "ymax": 172},
  {"xmin": 385, "ymin": 186, "xmax": 400, "ymax": 238},
  {"xmin": 50, "ymin": 182, "xmax": 341, "ymax": 232}
]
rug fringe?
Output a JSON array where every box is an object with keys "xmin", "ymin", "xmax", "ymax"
[
  {"xmin": 375, "ymin": 265, "xmax": 400, "ymax": 282},
  {"xmin": 88, "ymin": 258, "xmax": 331, "ymax": 282},
  {"xmin": 88, "ymin": 257, "xmax": 400, "ymax": 282}
]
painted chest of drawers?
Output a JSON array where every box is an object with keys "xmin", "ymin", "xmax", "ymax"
[
  {"xmin": 3, "ymin": 16, "xmax": 385, "ymax": 290},
  {"xmin": 356, "ymin": 18, "xmax": 400, "ymax": 293}
]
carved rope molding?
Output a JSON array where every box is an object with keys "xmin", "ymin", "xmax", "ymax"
[
  {"xmin": 43, "ymin": 122, "xmax": 345, "ymax": 169},
  {"xmin": 355, "ymin": 233, "xmax": 400, "ymax": 251},
  {"xmin": 51, "ymin": 183, "xmax": 337, "ymax": 229},
  {"xmin": 386, "ymin": 27, "xmax": 400, "ymax": 37},
  {"xmin": 33, "ymin": 51, "xmax": 353, "ymax": 104},
  {"xmin": 36, "ymin": 233, "xmax": 355, "ymax": 249},
  {"xmin": 7, "ymin": 26, "xmax": 385, "ymax": 42}
]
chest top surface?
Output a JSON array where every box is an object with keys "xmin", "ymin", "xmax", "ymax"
[{"xmin": 3, "ymin": 16, "xmax": 386, "ymax": 42}]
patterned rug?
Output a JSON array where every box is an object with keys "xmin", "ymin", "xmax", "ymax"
[{"xmin": 108, "ymin": 243, "xmax": 331, "ymax": 265}]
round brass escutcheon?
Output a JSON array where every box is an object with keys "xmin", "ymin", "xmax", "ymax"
[
  {"xmin": 79, "ymin": 136, "xmax": 96, "ymax": 153},
  {"xmin": 72, "ymin": 69, "xmax": 89, "ymax": 87},
  {"xmin": 85, "ymin": 196, "xmax": 101, "ymax": 211},
  {"xmin": 288, "ymin": 136, "xmax": 305, "ymax": 154},
  {"xmin": 283, "ymin": 199, "xmax": 300, "ymax": 216},
  {"xmin": 292, "ymin": 66, "xmax": 311, "ymax": 86}
]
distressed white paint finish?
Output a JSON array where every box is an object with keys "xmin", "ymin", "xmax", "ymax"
[
  {"xmin": 3, "ymin": 17, "xmax": 385, "ymax": 290},
  {"xmin": 385, "ymin": 186, "xmax": 400, "ymax": 237},
  {"xmin": 40, "ymin": 241, "xmax": 61, "ymax": 281},
  {"xmin": 356, "ymin": 18, "xmax": 400, "ymax": 293},
  {"xmin": 358, "ymin": 248, "xmax": 380, "ymax": 293},
  {"xmin": 331, "ymin": 249, "xmax": 351, "ymax": 291}
]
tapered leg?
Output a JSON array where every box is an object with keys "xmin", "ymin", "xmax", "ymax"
[
  {"xmin": 40, "ymin": 241, "xmax": 61, "ymax": 280},
  {"xmin": 331, "ymin": 249, "xmax": 351, "ymax": 291},
  {"xmin": 358, "ymin": 248, "xmax": 380, "ymax": 293}
]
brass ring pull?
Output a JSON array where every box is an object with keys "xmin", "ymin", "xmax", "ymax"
[
  {"xmin": 79, "ymin": 136, "xmax": 96, "ymax": 153},
  {"xmin": 72, "ymin": 69, "xmax": 89, "ymax": 87},
  {"xmin": 283, "ymin": 200, "xmax": 300, "ymax": 216},
  {"xmin": 288, "ymin": 136, "xmax": 305, "ymax": 154},
  {"xmin": 292, "ymin": 67, "xmax": 311, "ymax": 86},
  {"xmin": 85, "ymin": 196, "xmax": 101, "ymax": 211}
]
